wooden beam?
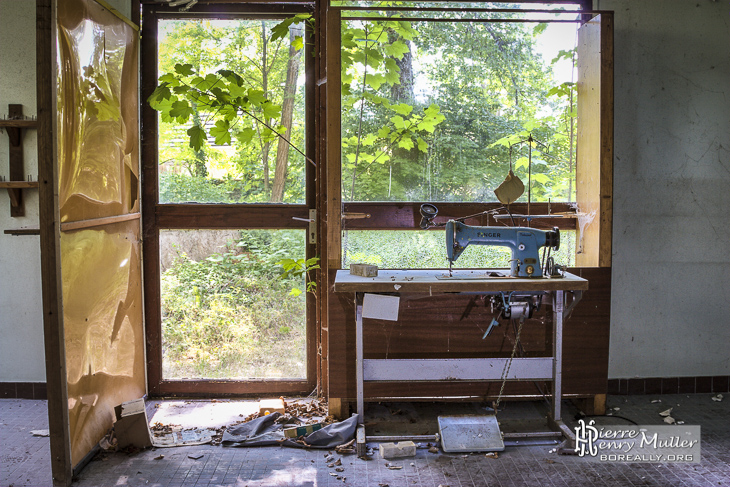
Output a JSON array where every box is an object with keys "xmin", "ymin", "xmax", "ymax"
[
  {"xmin": 8, "ymin": 105, "xmax": 25, "ymax": 217},
  {"xmin": 59, "ymin": 212, "xmax": 140, "ymax": 233},
  {"xmin": 599, "ymin": 13, "xmax": 614, "ymax": 267},
  {"xmin": 155, "ymin": 204, "xmax": 309, "ymax": 229},
  {"xmin": 140, "ymin": 4, "xmax": 162, "ymax": 396},
  {"xmin": 342, "ymin": 202, "xmax": 577, "ymax": 231},
  {"xmin": 324, "ymin": 6, "xmax": 342, "ymax": 402},
  {"xmin": 37, "ymin": 0, "xmax": 73, "ymax": 485}
]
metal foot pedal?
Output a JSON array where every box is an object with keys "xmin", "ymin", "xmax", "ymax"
[{"xmin": 438, "ymin": 415, "xmax": 504, "ymax": 453}]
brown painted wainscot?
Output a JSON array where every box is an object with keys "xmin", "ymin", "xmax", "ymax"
[{"xmin": 326, "ymin": 267, "xmax": 610, "ymax": 417}]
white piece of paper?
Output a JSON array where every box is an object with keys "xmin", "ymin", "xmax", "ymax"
[{"xmin": 362, "ymin": 294, "xmax": 400, "ymax": 321}]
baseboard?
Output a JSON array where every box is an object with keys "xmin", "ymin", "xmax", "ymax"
[
  {"xmin": 608, "ymin": 376, "xmax": 729, "ymax": 395},
  {"xmin": 0, "ymin": 382, "xmax": 47, "ymax": 399}
]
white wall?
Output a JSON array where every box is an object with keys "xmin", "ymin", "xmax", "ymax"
[
  {"xmin": 0, "ymin": 0, "xmax": 45, "ymax": 382},
  {"xmin": 602, "ymin": 0, "xmax": 730, "ymax": 377},
  {"xmin": 0, "ymin": 0, "xmax": 133, "ymax": 383}
]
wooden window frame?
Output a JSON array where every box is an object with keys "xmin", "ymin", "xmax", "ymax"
[{"xmin": 141, "ymin": 2, "xmax": 318, "ymax": 397}]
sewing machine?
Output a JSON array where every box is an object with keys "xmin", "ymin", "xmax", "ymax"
[{"xmin": 446, "ymin": 220, "xmax": 560, "ymax": 278}]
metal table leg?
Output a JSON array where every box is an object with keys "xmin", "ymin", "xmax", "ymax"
[
  {"xmin": 355, "ymin": 292, "xmax": 366, "ymax": 456},
  {"xmin": 549, "ymin": 290, "xmax": 576, "ymax": 448}
]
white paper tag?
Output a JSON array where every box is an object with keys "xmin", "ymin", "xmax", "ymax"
[{"xmin": 362, "ymin": 293, "xmax": 400, "ymax": 321}]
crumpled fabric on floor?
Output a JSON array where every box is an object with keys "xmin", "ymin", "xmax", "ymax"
[{"xmin": 221, "ymin": 412, "xmax": 359, "ymax": 449}]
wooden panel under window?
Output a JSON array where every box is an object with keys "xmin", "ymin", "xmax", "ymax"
[{"xmin": 327, "ymin": 267, "xmax": 610, "ymax": 404}]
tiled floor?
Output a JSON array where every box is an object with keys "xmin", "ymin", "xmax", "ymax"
[{"xmin": 2, "ymin": 394, "xmax": 729, "ymax": 487}]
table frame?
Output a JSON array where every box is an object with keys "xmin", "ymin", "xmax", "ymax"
[{"xmin": 334, "ymin": 269, "xmax": 587, "ymax": 455}]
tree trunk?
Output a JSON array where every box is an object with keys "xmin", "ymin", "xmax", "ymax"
[
  {"xmin": 261, "ymin": 21, "xmax": 270, "ymax": 192},
  {"xmin": 271, "ymin": 25, "xmax": 303, "ymax": 203}
]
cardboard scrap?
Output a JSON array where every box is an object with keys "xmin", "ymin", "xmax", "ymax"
[
  {"xmin": 114, "ymin": 398, "xmax": 152, "ymax": 449},
  {"xmin": 659, "ymin": 408, "xmax": 673, "ymax": 417},
  {"xmin": 30, "ymin": 429, "xmax": 50, "ymax": 437}
]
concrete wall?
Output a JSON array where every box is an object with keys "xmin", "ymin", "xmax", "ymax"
[
  {"xmin": 602, "ymin": 0, "xmax": 730, "ymax": 377},
  {"xmin": 0, "ymin": 0, "xmax": 44, "ymax": 382},
  {"xmin": 0, "ymin": 0, "xmax": 133, "ymax": 383}
]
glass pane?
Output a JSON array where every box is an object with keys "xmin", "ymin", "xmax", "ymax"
[
  {"xmin": 343, "ymin": 229, "xmax": 576, "ymax": 269},
  {"xmin": 156, "ymin": 19, "xmax": 307, "ymax": 204},
  {"xmin": 341, "ymin": 13, "xmax": 578, "ymax": 202},
  {"xmin": 160, "ymin": 229, "xmax": 306, "ymax": 379}
]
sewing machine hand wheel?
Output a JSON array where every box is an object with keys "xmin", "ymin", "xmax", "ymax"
[{"xmin": 419, "ymin": 203, "xmax": 439, "ymax": 229}]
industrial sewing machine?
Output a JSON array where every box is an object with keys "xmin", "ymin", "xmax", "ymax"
[{"xmin": 446, "ymin": 220, "xmax": 560, "ymax": 278}]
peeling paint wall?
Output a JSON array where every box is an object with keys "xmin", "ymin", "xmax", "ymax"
[
  {"xmin": 602, "ymin": 0, "xmax": 730, "ymax": 377},
  {"xmin": 0, "ymin": 0, "xmax": 133, "ymax": 383},
  {"xmin": 0, "ymin": 0, "xmax": 44, "ymax": 382}
]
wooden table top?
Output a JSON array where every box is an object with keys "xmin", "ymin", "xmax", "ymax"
[{"xmin": 333, "ymin": 269, "xmax": 588, "ymax": 293}]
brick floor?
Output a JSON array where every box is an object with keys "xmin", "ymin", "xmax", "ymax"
[{"xmin": 1, "ymin": 394, "xmax": 728, "ymax": 487}]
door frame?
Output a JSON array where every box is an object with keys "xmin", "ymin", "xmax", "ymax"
[{"xmin": 140, "ymin": 2, "xmax": 318, "ymax": 396}]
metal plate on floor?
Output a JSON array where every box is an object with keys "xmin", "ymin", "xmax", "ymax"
[{"xmin": 438, "ymin": 415, "xmax": 504, "ymax": 452}]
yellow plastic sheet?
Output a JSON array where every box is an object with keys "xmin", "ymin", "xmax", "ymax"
[
  {"xmin": 61, "ymin": 221, "xmax": 145, "ymax": 466},
  {"xmin": 57, "ymin": 0, "xmax": 139, "ymax": 223},
  {"xmin": 57, "ymin": 0, "xmax": 143, "ymax": 467}
]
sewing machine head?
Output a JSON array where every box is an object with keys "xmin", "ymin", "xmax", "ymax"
[{"xmin": 446, "ymin": 220, "xmax": 560, "ymax": 278}]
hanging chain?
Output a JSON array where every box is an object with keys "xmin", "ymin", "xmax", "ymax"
[{"xmin": 494, "ymin": 317, "xmax": 525, "ymax": 410}]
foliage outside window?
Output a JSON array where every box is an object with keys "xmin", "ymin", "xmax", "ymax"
[
  {"xmin": 151, "ymin": 17, "xmax": 310, "ymax": 204},
  {"xmin": 340, "ymin": 10, "xmax": 579, "ymax": 203}
]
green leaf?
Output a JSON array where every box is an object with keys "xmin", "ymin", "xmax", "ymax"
[
  {"xmin": 390, "ymin": 103, "xmax": 413, "ymax": 116},
  {"xmin": 532, "ymin": 173, "xmax": 550, "ymax": 184},
  {"xmin": 383, "ymin": 58, "xmax": 401, "ymax": 85},
  {"xmin": 533, "ymin": 23, "xmax": 548, "ymax": 36},
  {"xmin": 174, "ymin": 63, "xmax": 195, "ymax": 76},
  {"xmin": 383, "ymin": 40, "xmax": 409, "ymax": 59},
  {"xmin": 236, "ymin": 127, "xmax": 256, "ymax": 144},
  {"xmin": 391, "ymin": 115, "xmax": 405, "ymax": 129},
  {"xmin": 187, "ymin": 125, "xmax": 207, "ymax": 152},
  {"xmin": 210, "ymin": 120, "xmax": 231, "ymax": 145},
  {"xmin": 169, "ymin": 100, "xmax": 193, "ymax": 122},
  {"xmin": 262, "ymin": 101, "xmax": 282, "ymax": 121},
  {"xmin": 247, "ymin": 89, "xmax": 266, "ymax": 106},
  {"xmin": 398, "ymin": 137, "xmax": 414, "ymax": 150},
  {"xmin": 362, "ymin": 133, "xmax": 377, "ymax": 146},
  {"xmin": 148, "ymin": 84, "xmax": 171, "ymax": 104},
  {"xmin": 365, "ymin": 73, "xmax": 386, "ymax": 91},
  {"xmin": 292, "ymin": 36, "xmax": 304, "ymax": 50},
  {"xmin": 417, "ymin": 137, "xmax": 428, "ymax": 153}
]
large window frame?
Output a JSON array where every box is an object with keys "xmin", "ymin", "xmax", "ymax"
[
  {"xmin": 328, "ymin": 1, "xmax": 609, "ymax": 265},
  {"xmin": 141, "ymin": 2, "xmax": 318, "ymax": 396}
]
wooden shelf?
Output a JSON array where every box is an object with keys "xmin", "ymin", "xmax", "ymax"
[
  {"xmin": 4, "ymin": 228, "xmax": 40, "ymax": 236},
  {"xmin": 0, "ymin": 181, "xmax": 39, "ymax": 189},
  {"xmin": 0, "ymin": 119, "xmax": 37, "ymax": 129}
]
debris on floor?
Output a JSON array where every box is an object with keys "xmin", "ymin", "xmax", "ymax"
[
  {"xmin": 259, "ymin": 398, "xmax": 286, "ymax": 415},
  {"xmin": 659, "ymin": 408, "xmax": 673, "ymax": 417},
  {"xmin": 379, "ymin": 441, "xmax": 416, "ymax": 459},
  {"xmin": 114, "ymin": 398, "xmax": 152, "ymax": 449},
  {"xmin": 712, "ymin": 394, "xmax": 723, "ymax": 402},
  {"xmin": 30, "ymin": 429, "xmax": 49, "ymax": 437},
  {"xmin": 152, "ymin": 426, "xmax": 216, "ymax": 447}
]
